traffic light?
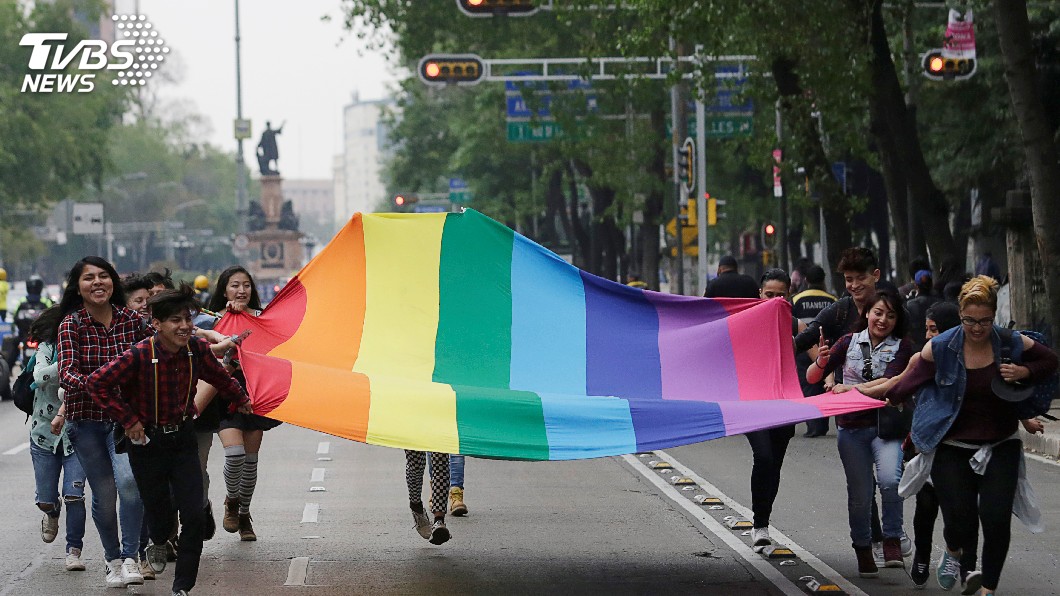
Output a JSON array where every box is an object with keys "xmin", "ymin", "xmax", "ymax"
[
  {"xmin": 921, "ymin": 49, "xmax": 976, "ymax": 81},
  {"xmin": 677, "ymin": 137, "xmax": 695, "ymax": 199},
  {"xmin": 394, "ymin": 194, "xmax": 419, "ymax": 209},
  {"xmin": 456, "ymin": 0, "xmax": 540, "ymax": 16},
  {"xmin": 418, "ymin": 54, "xmax": 485, "ymax": 87},
  {"xmin": 706, "ymin": 194, "xmax": 724, "ymax": 227},
  {"xmin": 762, "ymin": 222, "xmax": 778, "ymax": 250}
]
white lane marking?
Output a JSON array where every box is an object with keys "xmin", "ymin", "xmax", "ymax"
[
  {"xmin": 654, "ymin": 449, "xmax": 869, "ymax": 596},
  {"xmin": 311, "ymin": 467, "xmax": 326, "ymax": 482},
  {"xmin": 301, "ymin": 503, "xmax": 319, "ymax": 523},
  {"xmin": 316, "ymin": 442, "xmax": 330, "ymax": 455},
  {"xmin": 1024, "ymin": 451, "xmax": 1060, "ymax": 467},
  {"xmin": 2, "ymin": 442, "xmax": 30, "ymax": 456},
  {"xmin": 284, "ymin": 556, "xmax": 310, "ymax": 586},
  {"xmin": 623, "ymin": 455, "xmax": 805, "ymax": 596}
]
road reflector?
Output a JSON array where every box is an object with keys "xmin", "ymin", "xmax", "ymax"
[
  {"xmin": 672, "ymin": 477, "xmax": 696, "ymax": 486},
  {"xmin": 680, "ymin": 486, "xmax": 697, "ymax": 491},
  {"xmin": 727, "ymin": 519, "xmax": 753, "ymax": 529},
  {"xmin": 694, "ymin": 495, "xmax": 723, "ymax": 506},
  {"xmin": 652, "ymin": 462, "xmax": 674, "ymax": 470},
  {"xmin": 801, "ymin": 577, "xmax": 843, "ymax": 592},
  {"xmin": 636, "ymin": 452, "xmax": 654, "ymax": 457},
  {"xmin": 309, "ymin": 486, "xmax": 326, "ymax": 492},
  {"xmin": 763, "ymin": 546, "xmax": 796, "ymax": 559}
]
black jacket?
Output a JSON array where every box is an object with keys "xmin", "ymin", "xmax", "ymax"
[{"xmin": 704, "ymin": 271, "xmax": 759, "ymax": 299}]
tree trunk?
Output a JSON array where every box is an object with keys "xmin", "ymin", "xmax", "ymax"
[
  {"xmin": 546, "ymin": 168, "xmax": 573, "ymax": 252},
  {"xmin": 994, "ymin": 0, "xmax": 1060, "ymax": 339},
  {"xmin": 639, "ymin": 108, "xmax": 667, "ymax": 291},
  {"xmin": 863, "ymin": 0, "xmax": 958, "ymax": 266},
  {"xmin": 565, "ymin": 162, "xmax": 591, "ymax": 270}
]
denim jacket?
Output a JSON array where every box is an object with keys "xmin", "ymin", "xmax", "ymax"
[{"xmin": 910, "ymin": 325, "xmax": 1024, "ymax": 453}]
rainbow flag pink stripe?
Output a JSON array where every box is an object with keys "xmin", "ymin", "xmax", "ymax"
[{"xmin": 219, "ymin": 209, "xmax": 881, "ymax": 460}]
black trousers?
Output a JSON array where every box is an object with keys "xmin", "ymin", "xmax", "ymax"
[
  {"xmin": 913, "ymin": 482, "xmax": 978, "ymax": 571},
  {"xmin": 127, "ymin": 426, "xmax": 204, "ymax": 594},
  {"xmin": 932, "ymin": 440, "xmax": 1020, "ymax": 591},
  {"xmin": 746, "ymin": 425, "xmax": 796, "ymax": 528}
]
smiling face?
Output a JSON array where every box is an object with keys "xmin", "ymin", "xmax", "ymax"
[
  {"xmin": 959, "ymin": 303, "xmax": 995, "ymax": 344},
  {"xmin": 843, "ymin": 269, "xmax": 881, "ymax": 307},
  {"xmin": 126, "ymin": 288, "xmax": 150, "ymax": 315},
  {"xmin": 153, "ymin": 310, "xmax": 194, "ymax": 352},
  {"xmin": 925, "ymin": 318, "xmax": 940, "ymax": 340},
  {"xmin": 78, "ymin": 264, "xmax": 113, "ymax": 308},
  {"xmin": 866, "ymin": 298, "xmax": 897, "ymax": 341},
  {"xmin": 224, "ymin": 272, "xmax": 253, "ymax": 309}
]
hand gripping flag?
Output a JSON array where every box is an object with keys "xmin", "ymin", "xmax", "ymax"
[{"xmin": 217, "ymin": 209, "xmax": 882, "ymax": 460}]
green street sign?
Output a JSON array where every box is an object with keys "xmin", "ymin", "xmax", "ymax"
[
  {"xmin": 707, "ymin": 115, "xmax": 753, "ymax": 138},
  {"xmin": 507, "ymin": 121, "xmax": 563, "ymax": 143}
]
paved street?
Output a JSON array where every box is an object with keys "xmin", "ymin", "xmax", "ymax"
[{"xmin": 2, "ymin": 400, "xmax": 1059, "ymax": 595}]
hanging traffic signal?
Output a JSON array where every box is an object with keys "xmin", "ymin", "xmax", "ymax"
[
  {"xmin": 762, "ymin": 222, "xmax": 778, "ymax": 249},
  {"xmin": 677, "ymin": 137, "xmax": 695, "ymax": 199},
  {"xmin": 418, "ymin": 54, "xmax": 485, "ymax": 86},
  {"xmin": 921, "ymin": 49, "xmax": 976, "ymax": 81},
  {"xmin": 457, "ymin": 0, "xmax": 540, "ymax": 16},
  {"xmin": 706, "ymin": 194, "xmax": 725, "ymax": 227}
]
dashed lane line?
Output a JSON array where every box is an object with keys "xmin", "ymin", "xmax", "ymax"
[
  {"xmin": 316, "ymin": 441, "xmax": 331, "ymax": 455},
  {"xmin": 2, "ymin": 442, "xmax": 30, "ymax": 456},
  {"xmin": 652, "ymin": 449, "xmax": 868, "ymax": 596},
  {"xmin": 311, "ymin": 467, "xmax": 326, "ymax": 482},
  {"xmin": 284, "ymin": 556, "xmax": 310, "ymax": 586}
]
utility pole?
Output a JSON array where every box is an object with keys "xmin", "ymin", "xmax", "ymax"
[
  {"xmin": 670, "ymin": 37, "xmax": 687, "ymax": 295},
  {"xmin": 695, "ymin": 94, "xmax": 708, "ymax": 292},
  {"xmin": 234, "ymin": 0, "xmax": 248, "ymax": 234},
  {"xmin": 774, "ymin": 101, "xmax": 788, "ymax": 272}
]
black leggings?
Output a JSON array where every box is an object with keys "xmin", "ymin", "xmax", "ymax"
[
  {"xmin": 745, "ymin": 425, "xmax": 795, "ymax": 528},
  {"xmin": 931, "ymin": 440, "xmax": 1020, "ymax": 591},
  {"xmin": 913, "ymin": 483, "xmax": 978, "ymax": 571},
  {"xmin": 404, "ymin": 451, "xmax": 449, "ymax": 515}
]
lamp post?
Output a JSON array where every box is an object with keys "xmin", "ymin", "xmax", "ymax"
[{"xmin": 234, "ymin": 0, "xmax": 248, "ymax": 234}]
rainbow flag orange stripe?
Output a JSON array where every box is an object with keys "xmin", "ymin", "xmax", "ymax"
[{"xmin": 218, "ymin": 209, "xmax": 882, "ymax": 460}]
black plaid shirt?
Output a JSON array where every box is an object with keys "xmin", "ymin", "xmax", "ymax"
[
  {"xmin": 58, "ymin": 306, "xmax": 153, "ymax": 422},
  {"xmin": 87, "ymin": 336, "xmax": 248, "ymax": 430}
]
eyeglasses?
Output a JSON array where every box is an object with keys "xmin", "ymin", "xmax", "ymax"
[{"xmin": 960, "ymin": 316, "xmax": 994, "ymax": 329}]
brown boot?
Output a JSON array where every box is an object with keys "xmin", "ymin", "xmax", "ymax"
[
  {"xmin": 222, "ymin": 497, "xmax": 240, "ymax": 533},
  {"xmin": 238, "ymin": 513, "xmax": 257, "ymax": 541},
  {"xmin": 854, "ymin": 546, "xmax": 879, "ymax": 578},
  {"xmin": 449, "ymin": 487, "xmax": 468, "ymax": 517}
]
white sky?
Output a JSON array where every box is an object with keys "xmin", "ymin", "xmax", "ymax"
[{"xmin": 123, "ymin": 0, "xmax": 398, "ymax": 179}]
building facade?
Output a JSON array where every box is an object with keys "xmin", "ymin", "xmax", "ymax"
[{"xmin": 336, "ymin": 93, "xmax": 395, "ymax": 228}]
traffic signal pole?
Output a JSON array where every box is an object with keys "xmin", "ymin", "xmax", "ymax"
[
  {"xmin": 695, "ymin": 96, "xmax": 708, "ymax": 292},
  {"xmin": 670, "ymin": 37, "xmax": 687, "ymax": 296}
]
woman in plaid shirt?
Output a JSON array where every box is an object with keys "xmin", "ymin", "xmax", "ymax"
[{"xmin": 55, "ymin": 257, "xmax": 152, "ymax": 589}]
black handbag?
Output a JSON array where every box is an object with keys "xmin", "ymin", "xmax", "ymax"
[
  {"xmin": 112, "ymin": 422, "xmax": 128, "ymax": 454},
  {"xmin": 860, "ymin": 341, "xmax": 912, "ymax": 440}
]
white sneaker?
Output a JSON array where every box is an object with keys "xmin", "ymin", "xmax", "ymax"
[
  {"xmin": 120, "ymin": 557, "xmax": 144, "ymax": 586},
  {"xmin": 751, "ymin": 527, "xmax": 772, "ymax": 552},
  {"xmin": 872, "ymin": 541, "xmax": 885, "ymax": 565},
  {"xmin": 901, "ymin": 534, "xmax": 913, "ymax": 558},
  {"xmin": 65, "ymin": 548, "xmax": 85, "ymax": 571},
  {"xmin": 41, "ymin": 513, "xmax": 59, "ymax": 543},
  {"xmin": 105, "ymin": 559, "xmax": 124, "ymax": 588}
]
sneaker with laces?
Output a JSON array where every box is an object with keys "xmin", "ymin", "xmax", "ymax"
[
  {"xmin": 146, "ymin": 542, "xmax": 168, "ymax": 574},
  {"xmin": 910, "ymin": 550, "xmax": 930, "ymax": 588},
  {"xmin": 429, "ymin": 518, "xmax": 451, "ymax": 545},
  {"xmin": 901, "ymin": 534, "xmax": 913, "ymax": 557},
  {"xmin": 872, "ymin": 541, "xmax": 884, "ymax": 565},
  {"xmin": 411, "ymin": 507, "xmax": 432, "ymax": 539},
  {"xmin": 139, "ymin": 557, "xmax": 155, "ymax": 580},
  {"xmin": 172, "ymin": 590, "xmax": 189, "ymax": 596},
  {"xmin": 854, "ymin": 546, "xmax": 879, "ymax": 578},
  {"xmin": 41, "ymin": 513, "xmax": 59, "ymax": 543},
  {"xmin": 449, "ymin": 487, "xmax": 468, "ymax": 517},
  {"xmin": 65, "ymin": 548, "xmax": 85, "ymax": 571},
  {"xmin": 105, "ymin": 559, "xmax": 124, "ymax": 588},
  {"xmin": 120, "ymin": 557, "xmax": 143, "ymax": 585},
  {"xmin": 882, "ymin": 537, "xmax": 904, "ymax": 568},
  {"xmin": 936, "ymin": 549, "xmax": 961, "ymax": 591},
  {"xmin": 960, "ymin": 569, "xmax": 983, "ymax": 595},
  {"xmin": 751, "ymin": 527, "xmax": 772, "ymax": 552}
]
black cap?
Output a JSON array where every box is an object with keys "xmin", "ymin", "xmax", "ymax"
[
  {"xmin": 991, "ymin": 376, "xmax": 1035, "ymax": 403},
  {"xmin": 719, "ymin": 255, "xmax": 738, "ymax": 269}
]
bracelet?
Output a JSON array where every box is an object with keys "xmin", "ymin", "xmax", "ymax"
[
  {"xmin": 815, "ymin": 357, "xmax": 826, "ymax": 368},
  {"xmin": 55, "ymin": 413, "xmax": 65, "ymax": 418}
]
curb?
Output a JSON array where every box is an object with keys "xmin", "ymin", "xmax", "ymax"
[{"xmin": 1020, "ymin": 406, "xmax": 1060, "ymax": 460}]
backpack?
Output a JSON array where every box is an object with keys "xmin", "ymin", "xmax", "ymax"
[
  {"xmin": 12, "ymin": 352, "xmax": 37, "ymax": 417},
  {"xmin": 998, "ymin": 328, "xmax": 1059, "ymax": 420}
]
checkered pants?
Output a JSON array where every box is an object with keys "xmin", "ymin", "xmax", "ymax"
[{"xmin": 404, "ymin": 450, "xmax": 450, "ymax": 513}]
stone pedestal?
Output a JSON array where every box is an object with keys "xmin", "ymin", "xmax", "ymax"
[{"xmin": 240, "ymin": 175, "xmax": 303, "ymax": 281}]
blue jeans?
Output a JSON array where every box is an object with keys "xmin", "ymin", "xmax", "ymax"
[
  {"xmin": 427, "ymin": 454, "xmax": 466, "ymax": 488},
  {"xmin": 30, "ymin": 442, "xmax": 87, "ymax": 552},
  {"xmin": 66, "ymin": 420, "xmax": 145, "ymax": 561},
  {"xmin": 836, "ymin": 426, "xmax": 904, "ymax": 547}
]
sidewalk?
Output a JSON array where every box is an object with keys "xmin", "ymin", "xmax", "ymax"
[{"xmin": 1021, "ymin": 404, "xmax": 1060, "ymax": 460}]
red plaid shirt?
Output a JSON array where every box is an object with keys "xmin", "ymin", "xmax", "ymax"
[
  {"xmin": 59, "ymin": 306, "xmax": 153, "ymax": 422},
  {"xmin": 87, "ymin": 336, "xmax": 248, "ymax": 429}
]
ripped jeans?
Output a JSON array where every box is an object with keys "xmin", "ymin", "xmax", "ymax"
[{"xmin": 30, "ymin": 442, "xmax": 87, "ymax": 553}]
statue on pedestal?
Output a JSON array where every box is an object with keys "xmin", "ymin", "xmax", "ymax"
[{"xmin": 256, "ymin": 120, "xmax": 284, "ymax": 175}]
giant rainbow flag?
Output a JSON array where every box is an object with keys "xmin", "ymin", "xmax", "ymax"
[{"xmin": 217, "ymin": 209, "xmax": 882, "ymax": 460}]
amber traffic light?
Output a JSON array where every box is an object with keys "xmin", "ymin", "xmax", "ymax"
[
  {"xmin": 418, "ymin": 54, "xmax": 486, "ymax": 86},
  {"xmin": 456, "ymin": 0, "xmax": 540, "ymax": 17},
  {"xmin": 921, "ymin": 49, "xmax": 976, "ymax": 81}
]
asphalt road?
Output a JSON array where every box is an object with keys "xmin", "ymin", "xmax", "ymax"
[{"xmin": 2, "ymin": 400, "xmax": 1059, "ymax": 595}]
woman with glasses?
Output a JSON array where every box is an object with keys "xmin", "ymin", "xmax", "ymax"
[
  {"xmin": 883, "ymin": 276, "xmax": 1057, "ymax": 596},
  {"xmin": 806, "ymin": 288, "xmax": 913, "ymax": 577}
]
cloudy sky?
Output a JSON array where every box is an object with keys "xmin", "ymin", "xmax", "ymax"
[{"xmin": 123, "ymin": 0, "xmax": 398, "ymax": 179}]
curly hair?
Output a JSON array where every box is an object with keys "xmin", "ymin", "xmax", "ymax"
[{"xmin": 958, "ymin": 275, "xmax": 999, "ymax": 312}]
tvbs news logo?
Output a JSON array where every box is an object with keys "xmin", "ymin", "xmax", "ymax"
[{"xmin": 19, "ymin": 14, "xmax": 168, "ymax": 94}]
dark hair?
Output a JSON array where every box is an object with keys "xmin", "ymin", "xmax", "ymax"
[
  {"xmin": 925, "ymin": 301, "xmax": 960, "ymax": 333},
  {"xmin": 806, "ymin": 264, "xmax": 826, "ymax": 285},
  {"xmin": 943, "ymin": 281, "xmax": 963, "ymax": 303},
  {"xmin": 58, "ymin": 256, "xmax": 127, "ymax": 316},
  {"xmin": 908, "ymin": 256, "xmax": 931, "ymax": 278},
  {"xmin": 28, "ymin": 305, "xmax": 65, "ymax": 345},
  {"xmin": 148, "ymin": 283, "xmax": 200, "ymax": 322},
  {"xmin": 121, "ymin": 274, "xmax": 152, "ymax": 295},
  {"xmin": 855, "ymin": 288, "xmax": 907, "ymax": 339},
  {"xmin": 760, "ymin": 268, "xmax": 791, "ymax": 288},
  {"xmin": 837, "ymin": 247, "xmax": 878, "ymax": 274},
  {"xmin": 143, "ymin": 268, "xmax": 175, "ymax": 290},
  {"xmin": 206, "ymin": 266, "xmax": 261, "ymax": 312},
  {"xmin": 915, "ymin": 273, "xmax": 934, "ymax": 295}
]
